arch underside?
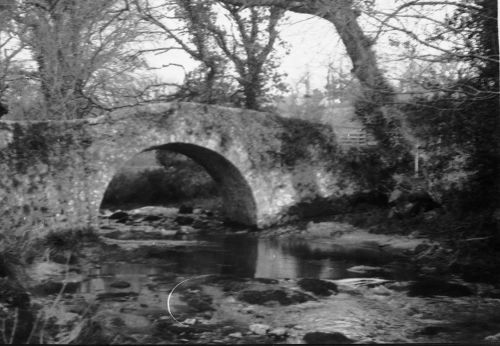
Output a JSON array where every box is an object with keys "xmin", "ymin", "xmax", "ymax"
[{"xmin": 150, "ymin": 143, "xmax": 257, "ymax": 226}]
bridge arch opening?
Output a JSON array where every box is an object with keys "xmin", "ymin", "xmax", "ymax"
[
  {"xmin": 101, "ymin": 142, "xmax": 257, "ymax": 226},
  {"xmin": 152, "ymin": 143, "xmax": 257, "ymax": 226}
]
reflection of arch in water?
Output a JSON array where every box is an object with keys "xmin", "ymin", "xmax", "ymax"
[
  {"xmin": 254, "ymin": 238, "xmax": 299, "ymax": 279},
  {"xmin": 145, "ymin": 143, "xmax": 258, "ymax": 226},
  {"xmin": 254, "ymin": 239, "xmax": 354, "ymax": 279}
]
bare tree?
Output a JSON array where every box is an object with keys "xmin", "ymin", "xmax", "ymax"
[
  {"xmin": 0, "ymin": 0, "xmax": 26, "ymax": 117},
  {"xmin": 210, "ymin": 0, "xmax": 410, "ymax": 159},
  {"xmin": 9, "ymin": 0, "xmax": 160, "ymax": 119},
  {"xmin": 216, "ymin": 0, "xmax": 499, "ymax": 164},
  {"xmin": 134, "ymin": 0, "xmax": 286, "ymax": 110},
  {"xmin": 360, "ymin": 0, "xmax": 499, "ymax": 101}
]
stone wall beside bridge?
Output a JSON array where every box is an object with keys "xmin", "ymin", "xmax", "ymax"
[{"xmin": 0, "ymin": 102, "xmax": 362, "ymax": 233}]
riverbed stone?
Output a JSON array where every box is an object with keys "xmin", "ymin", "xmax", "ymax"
[
  {"xmin": 110, "ymin": 280, "xmax": 131, "ymax": 289},
  {"xmin": 97, "ymin": 291, "xmax": 139, "ymax": 300},
  {"xmin": 157, "ymin": 229, "xmax": 178, "ymax": 237},
  {"xmin": 298, "ymin": 278, "xmax": 338, "ymax": 296},
  {"xmin": 129, "ymin": 206, "xmax": 178, "ymax": 217},
  {"xmin": 253, "ymin": 277, "xmax": 279, "ymax": 284},
  {"xmin": 269, "ymin": 327, "xmax": 288, "ymax": 338},
  {"xmin": 370, "ymin": 285, "xmax": 393, "ymax": 296},
  {"xmin": 182, "ymin": 290, "xmax": 214, "ymax": 312},
  {"xmin": 176, "ymin": 216, "xmax": 194, "ymax": 225},
  {"xmin": 249, "ymin": 323, "xmax": 270, "ymax": 335},
  {"xmin": 347, "ymin": 265, "xmax": 383, "ymax": 274},
  {"xmin": 237, "ymin": 289, "xmax": 313, "ymax": 305},
  {"xmin": 178, "ymin": 225, "xmax": 199, "ymax": 235},
  {"xmin": 31, "ymin": 280, "xmax": 80, "ymax": 296},
  {"xmin": 303, "ymin": 331, "xmax": 354, "ymax": 344},
  {"xmin": 141, "ymin": 214, "xmax": 163, "ymax": 222},
  {"xmin": 484, "ymin": 332, "xmax": 500, "ymax": 342},
  {"xmin": 416, "ymin": 325, "xmax": 451, "ymax": 336},
  {"xmin": 0, "ymin": 278, "xmax": 30, "ymax": 308},
  {"xmin": 407, "ymin": 278, "xmax": 473, "ymax": 297},
  {"xmin": 109, "ymin": 211, "xmax": 129, "ymax": 221},
  {"xmin": 179, "ymin": 205, "xmax": 194, "ymax": 214}
]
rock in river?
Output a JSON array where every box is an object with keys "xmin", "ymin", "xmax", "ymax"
[
  {"xmin": 484, "ymin": 332, "xmax": 500, "ymax": 342},
  {"xmin": 249, "ymin": 323, "xmax": 270, "ymax": 335},
  {"xmin": 269, "ymin": 327, "xmax": 288, "ymax": 339},
  {"xmin": 110, "ymin": 280, "xmax": 131, "ymax": 289},
  {"xmin": 238, "ymin": 289, "xmax": 313, "ymax": 305},
  {"xmin": 407, "ymin": 278, "xmax": 473, "ymax": 297},
  {"xmin": 108, "ymin": 211, "xmax": 129, "ymax": 221},
  {"xmin": 179, "ymin": 205, "xmax": 194, "ymax": 214},
  {"xmin": 303, "ymin": 331, "xmax": 354, "ymax": 344},
  {"xmin": 175, "ymin": 215, "xmax": 194, "ymax": 225},
  {"xmin": 297, "ymin": 278, "xmax": 338, "ymax": 296}
]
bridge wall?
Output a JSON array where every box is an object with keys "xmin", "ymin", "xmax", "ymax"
[{"xmin": 0, "ymin": 102, "xmax": 359, "ymax": 232}]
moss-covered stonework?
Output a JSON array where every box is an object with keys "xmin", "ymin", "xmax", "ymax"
[{"xmin": 0, "ymin": 102, "xmax": 360, "ymax": 230}]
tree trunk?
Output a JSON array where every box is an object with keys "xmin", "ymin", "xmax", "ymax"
[
  {"xmin": 219, "ymin": 0, "xmax": 412, "ymax": 156},
  {"xmin": 243, "ymin": 80, "xmax": 260, "ymax": 110}
]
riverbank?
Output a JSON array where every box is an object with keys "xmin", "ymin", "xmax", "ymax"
[{"xmin": 1, "ymin": 205, "xmax": 500, "ymax": 344}]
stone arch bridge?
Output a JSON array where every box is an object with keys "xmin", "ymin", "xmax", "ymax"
[{"xmin": 0, "ymin": 102, "xmax": 359, "ymax": 232}]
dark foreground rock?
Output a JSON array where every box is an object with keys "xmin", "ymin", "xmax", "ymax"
[
  {"xmin": 237, "ymin": 289, "xmax": 314, "ymax": 305},
  {"xmin": 407, "ymin": 278, "xmax": 473, "ymax": 297},
  {"xmin": 110, "ymin": 280, "xmax": 131, "ymax": 289},
  {"xmin": 298, "ymin": 278, "xmax": 338, "ymax": 296},
  {"xmin": 179, "ymin": 205, "xmax": 194, "ymax": 214},
  {"xmin": 96, "ymin": 292, "xmax": 139, "ymax": 300},
  {"xmin": 175, "ymin": 215, "xmax": 194, "ymax": 225},
  {"xmin": 0, "ymin": 278, "xmax": 35, "ymax": 343},
  {"xmin": 108, "ymin": 211, "xmax": 129, "ymax": 222},
  {"xmin": 31, "ymin": 280, "xmax": 80, "ymax": 296},
  {"xmin": 303, "ymin": 331, "xmax": 354, "ymax": 344},
  {"xmin": 0, "ymin": 277, "xmax": 31, "ymax": 308}
]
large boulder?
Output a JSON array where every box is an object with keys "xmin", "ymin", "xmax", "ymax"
[{"xmin": 388, "ymin": 177, "xmax": 440, "ymax": 218}]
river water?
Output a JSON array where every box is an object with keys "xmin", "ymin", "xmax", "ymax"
[
  {"xmin": 27, "ymin": 206, "xmax": 500, "ymax": 344},
  {"xmin": 80, "ymin": 233, "xmax": 417, "ymax": 295}
]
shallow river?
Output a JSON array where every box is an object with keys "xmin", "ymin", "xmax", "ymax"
[{"xmin": 27, "ymin": 207, "xmax": 500, "ymax": 344}]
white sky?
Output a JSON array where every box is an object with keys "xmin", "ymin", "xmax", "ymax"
[
  {"xmin": 278, "ymin": 13, "xmax": 347, "ymax": 92},
  {"xmin": 4, "ymin": 0, "xmax": 471, "ymax": 97},
  {"xmin": 146, "ymin": 0, "xmax": 457, "ymax": 94},
  {"xmin": 146, "ymin": 12, "xmax": 346, "ymax": 92}
]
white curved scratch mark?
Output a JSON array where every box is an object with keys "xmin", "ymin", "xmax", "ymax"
[{"xmin": 166, "ymin": 274, "xmax": 213, "ymax": 325}]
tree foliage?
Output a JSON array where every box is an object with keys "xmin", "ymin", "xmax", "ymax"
[
  {"xmin": 401, "ymin": 0, "xmax": 499, "ymax": 213},
  {"xmin": 0, "ymin": 0, "xmax": 174, "ymax": 120},
  {"xmin": 134, "ymin": 0, "xmax": 287, "ymax": 110}
]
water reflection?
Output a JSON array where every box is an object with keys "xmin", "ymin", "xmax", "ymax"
[
  {"xmin": 81, "ymin": 233, "xmax": 410, "ymax": 295},
  {"xmin": 253, "ymin": 238, "xmax": 385, "ymax": 279},
  {"xmin": 80, "ymin": 263, "xmax": 164, "ymax": 294}
]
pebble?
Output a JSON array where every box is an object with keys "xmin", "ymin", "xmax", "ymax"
[
  {"xmin": 347, "ymin": 265, "xmax": 382, "ymax": 274},
  {"xmin": 370, "ymin": 285, "xmax": 393, "ymax": 296},
  {"xmin": 110, "ymin": 281, "xmax": 131, "ymax": 289},
  {"xmin": 242, "ymin": 306, "xmax": 255, "ymax": 314},
  {"xmin": 183, "ymin": 318, "xmax": 197, "ymax": 325},
  {"xmin": 178, "ymin": 226, "xmax": 198, "ymax": 234},
  {"xmin": 303, "ymin": 331, "xmax": 354, "ymax": 344},
  {"xmin": 249, "ymin": 323, "xmax": 270, "ymax": 335},
  {"xmin": 158, "ymin": 229, "xmax": 178, "ymax": 236},
  {"xmin": 178, "ymin": 205, "xmax": 193, "ymax": 214},
  {"xmin": 484, "ymin": 332, "xmax": 500, "ymax": 342},
  {"xmin": 269, "ymin": 327, "xmax": 287, "ymax": 338},
  {"xmin": 229, "ymin": 332, "xmax": 243, "ymax": 338}
]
